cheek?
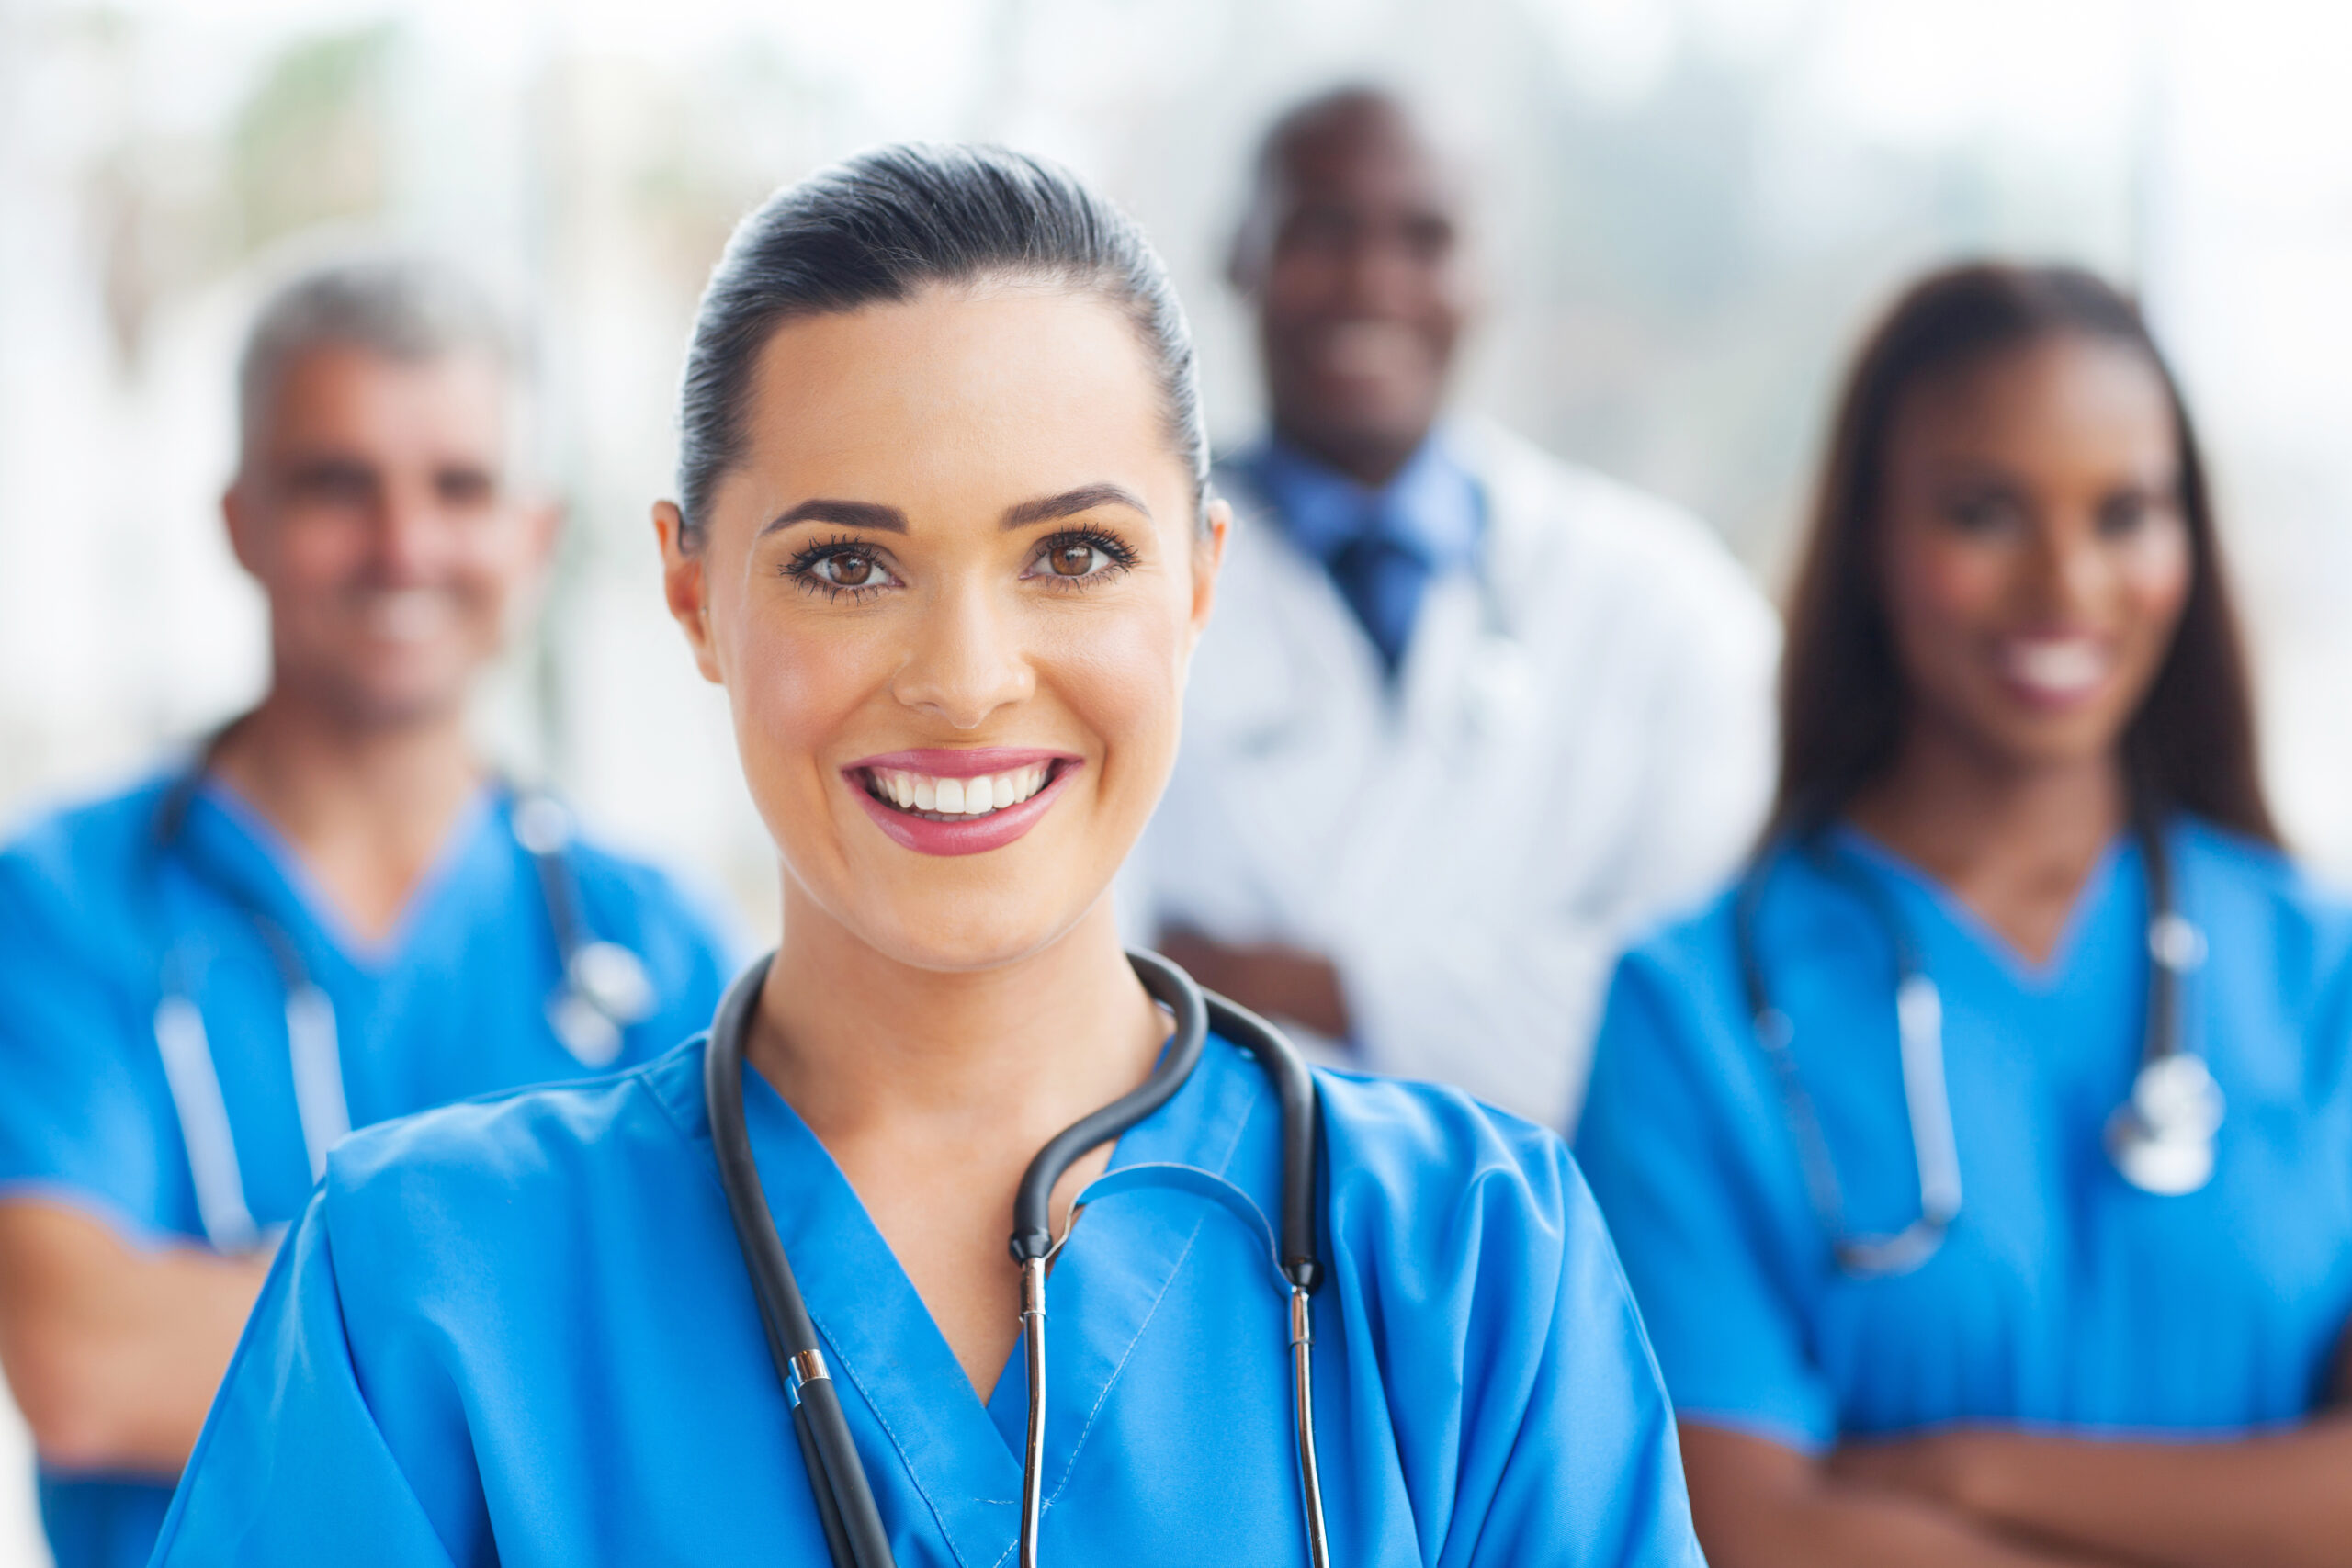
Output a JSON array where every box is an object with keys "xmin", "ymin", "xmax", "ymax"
[
  {"xmin": 1885, "ymin": 527, "xmax": 2010, "ymax": 646},
  {"xmin": 730, "ymin": 610, "xmax": 888, "ymax": 784},
  {"xmin": 1044, "ymin": 602, "xmax": 1190, "ymax": 779},
  {"xmin": 276, "ymin": 516, "xmax": 363, "ymax": 592},
  {"xmin": 2120, "ymin": 524, "xmax": 2195, "ymax": 632}
]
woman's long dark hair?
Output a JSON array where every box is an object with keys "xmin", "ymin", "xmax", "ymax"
[{"xmin": 1769, "ymin": 261, "xmax": 2277, "ymax": 846}]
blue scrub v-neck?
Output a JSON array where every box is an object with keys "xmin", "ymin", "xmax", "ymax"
[
  {"xmin": 1579, "ymin": 815, "xmax": 2352, "ymax": 1451},
  {"xmin": 0, "ymin": 767, "xmax": 739, "ymax": 1568},
  {"xmin": 1826, "ymin": 824, "xmax": 2124, "ymax": 991},
  {"xmin": 152, "ymin": 1029, "xmax": 1706, "ymax": 1565},
  {"xmin": 738, "ymin": 1040, "xmax": 1263, "ymax": 1552},
  {"xmin": 191, "ymin": 779, "xmax": 500, "ymax": 973}
]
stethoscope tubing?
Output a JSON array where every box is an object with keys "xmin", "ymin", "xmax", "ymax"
[
  {"xmin": 1736, "ymin": 815, "xmax": 2208, "ymax": 1276},
  {"xmin": 704, "ymin": 953, "xmax": 895, "ymax": 1568},
  {"xmin": 148, "ymin": 754, "xmax": 647, "ymax": 1254},
  {"xmin": 704, "ymin": 949, "xmax": 1330, "ymax": 1568}
]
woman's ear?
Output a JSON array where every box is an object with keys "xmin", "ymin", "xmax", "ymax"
[
  {"xmin": 1187, "ymin": 496, "xmax": 1231, "ymax": 646},
  {"xmin": 654, "ymin": 501, "xmax": 724, "ymax": 685}
]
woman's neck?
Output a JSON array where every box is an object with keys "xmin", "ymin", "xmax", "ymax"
[
  {"xmin": 755, "ymin": 890, "xmax": 1164, "ymax": 1148},
  {"xmin": 751, "ymin": 887, "xmax": 1167, "ymax": 1399},
  {"xmin": 207, "ymin": 687, "xmax": 484, "ymax": 943},
  {"xmin": 1847, "ymin": 722, "xmax": 2128, "ymax": 964}
]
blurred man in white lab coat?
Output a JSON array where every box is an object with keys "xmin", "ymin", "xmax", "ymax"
[{"xmin": 1141, "ymin": 85, "xmax": 1778, "ymax": 1128}]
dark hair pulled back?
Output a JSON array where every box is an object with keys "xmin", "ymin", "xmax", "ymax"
[
  {"xmin": 674, "ymin": 142, "xmax": 1208, "ymax": 543},
  {"xmin": 1771, "ymin": 261, "xmax": 2277, "ymax": 846}
]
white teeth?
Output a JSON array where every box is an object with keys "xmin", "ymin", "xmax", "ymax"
[
  {"xmin": 362, "ymin": 589, "xmax": 452, "ymax": 642},
  {"xmin": 869, "ymin": 761, "xmax": 1057, "ymax": 819},
  {"xmin": 2004, "ymin": 638, "xmax": 2109, "ymax": 696},
  {"xmin": 1321, "ymin": 321, "xmax": 1419, "ymax": 378}
]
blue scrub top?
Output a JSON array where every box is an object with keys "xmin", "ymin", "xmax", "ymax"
[
  {"xmin": 0, "ymin": 770, "xmax": 737, "ymax": 1568},
  {"xmin": 153, "ymin": 1032, "xmax": 1703, "ymax": 1565},
  {"xmin": 1575, "ymin": 817, "xmax": 2352, "ymax": 1452}
]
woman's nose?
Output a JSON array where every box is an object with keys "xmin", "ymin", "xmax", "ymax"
[
  {"xmin": 889, "ymin": 581, "xmax": 1036, "ymax": 728},
  {"xmin": 2025, "ymin": 513, "xmax": 2113, "ymax": 619}
]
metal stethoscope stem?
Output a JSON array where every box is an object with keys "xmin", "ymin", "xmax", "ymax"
[{"xmin": 707, "ymin": 949, "xmax": 1331, "ymax": 1568}]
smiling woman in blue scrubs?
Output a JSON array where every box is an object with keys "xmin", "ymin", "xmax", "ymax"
[
  {"xmin": 1577, "ymin": 265, "xmax": 2352, "ymax": 1566},
  {"xmin": 0, "ymin": 257, "xmax": 731, "ymax": 1568},
  {"xmin": 149, "ymin": 146, "xmax": 1703, "ymax": 1566}
]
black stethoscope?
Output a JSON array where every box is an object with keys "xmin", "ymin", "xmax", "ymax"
[
  {"xmin": 703, "ymin": 949, "xmax": 1333, "ymax": 1568},
  {"xmin": 150, "ymin": 748, "xmax": 657, "ymax": 1252},
  {"xmin": 1734, "ymin": 818, "xmax": 2223, "ymax": 1278}
]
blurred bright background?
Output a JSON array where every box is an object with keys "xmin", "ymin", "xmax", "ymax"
[{"xmin": 4, "ymin": 0, "xmax": 2351, "ymax": 1556}]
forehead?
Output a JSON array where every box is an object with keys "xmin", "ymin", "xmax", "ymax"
[
  {"xmin": 1893, "ymin": 334, "xmax": 2176, "ymax": 468},
  {"xmin": 728, "ymin": 287, "xmax": 1180, "ymax": 511},
  {"xmin": 1272, "ymin": 107, "xmax": 1457, "ymax": 215},
  {"xmin": 255, "ymin": 342, "xmax": 509, "ymax": 461}
]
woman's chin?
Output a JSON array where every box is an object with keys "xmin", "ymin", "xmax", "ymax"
[{"xmin": 850, "ymin": 890, "xmax": 1098, "ymax": 976}]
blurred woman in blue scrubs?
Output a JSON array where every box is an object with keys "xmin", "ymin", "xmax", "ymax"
[
  {"xmin": 1577, "ymin": 263, "xmax": 2352, "ymax": 1566},
  {"xmin": 0, "ymin": 256, "xmax": 732, "ymax": 1568},
  {"xmin": 150, "ymin": 146, "xmax": 1702, "ymax": 1566}
]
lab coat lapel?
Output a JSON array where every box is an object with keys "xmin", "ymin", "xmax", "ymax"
[{"xmin": 1180, "ymin": 479, "xmax": 1391, "ymax": 933}]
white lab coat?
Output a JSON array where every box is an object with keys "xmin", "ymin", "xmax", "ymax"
[{"xmin": 1135, "ymin": 421, "xmax": 1779, "ymax": 1129}]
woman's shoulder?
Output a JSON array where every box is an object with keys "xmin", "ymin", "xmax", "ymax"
[
  {"xmin": 320, "ymin": 1039, "xmax": 712, "ymax": 1243},
  {"xmin": 2175, "ymin": 817, "xmax": 2352, "ymax": 944},
  {"xmin": 0, "ymin": 769, "xmax": 176, "ymax": 907},
  {"xmin": 1310, "ymin": 1066, "xmax": 1608, "ymax": 1271},
  {"xmin": 2177, "ymin": 816, "xmax": 2346, "ymax": 908}
]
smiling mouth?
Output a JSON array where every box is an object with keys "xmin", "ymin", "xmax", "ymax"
[
  {"xmin": 1997, "ymin": 636, "xmax": 2112, "ymax": 702},
  {"xmin": 858, "ymin": 761, "xmax": 1064, "ymax": 822}
]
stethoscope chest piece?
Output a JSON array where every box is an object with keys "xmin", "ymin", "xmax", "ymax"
[
  {"xmin": 548, "ymin": 940, "xmax": 657, "ymax": 1067},
  {"xmin": 2106, "ymin": 1052, "xmax": 2224, "ymax": 1196}
]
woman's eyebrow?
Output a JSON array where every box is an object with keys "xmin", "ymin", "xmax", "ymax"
[
  {"xmin": 761, "ymin": 499, "xmax": 909, "ymax": 536},
  {"xmin": 1000, "ymin": 483, "xmax": 1151, "ymax": 530}
]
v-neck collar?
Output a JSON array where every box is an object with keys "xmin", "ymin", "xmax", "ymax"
[
  {"xmin": 1828, "ymin": 823, "xmax": 2132, "ymax": 992},
  {"xmin": 187, "ymin": 779, "xmax": 502, "ymax": 974},
  {"xmin": 730, "ymin": 1034, "xmax": 1267, "ymax": 1568}
]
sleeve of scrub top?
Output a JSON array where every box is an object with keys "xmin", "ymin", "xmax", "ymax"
[
  {"xmin": 148, "ymin": 1195, "xmax": 468, "ymax": 1566},
  {"xmin": 0, "ymin": 860, "xmax": 172, "ymax": 1232},
  {"xmin": 1453, "ymin": 1151, "xmax": 1706, "ymax": 1566},
  {"xmin": 1332, "ymin": 582, "xmax": 1779, "ymax": 1134},
  {"xmin": 1573, "ymin": 947, "xmax": 1840, "ymax": 1450}
]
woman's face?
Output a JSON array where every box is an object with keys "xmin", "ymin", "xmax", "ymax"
[
  {"xmin": 658, "ymin": 286, "xmax": 1224, "ymax": 972},
  {"xmin": 1876, "ymin": 333, "xmax": 2193, "ymax": 775}
]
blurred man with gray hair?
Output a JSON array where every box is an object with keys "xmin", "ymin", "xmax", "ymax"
[
  {"xmin": 0, "ymin": 254, "xmax": 733, "ymax": 1568},
  {"xmin": 1140, "ymin": 86, "xmax": 1778, "ymax": 1128}
]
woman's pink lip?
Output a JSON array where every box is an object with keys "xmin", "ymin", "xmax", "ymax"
[
  {"xmin": 845, "ymin": 746, "xmax": 1077, "ymax": 779},
  {"xmin": 847, "ymin": 758, "xmax": 1085, "ymax": 858}
]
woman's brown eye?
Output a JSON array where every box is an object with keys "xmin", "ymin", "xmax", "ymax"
[
  {"xmin": 1049, "ymin": 543, "xmax": 1097, "ymax": 578},
  {"xmin": 823, "ymin": 553, "xmax": 875, "ymax": 586}
]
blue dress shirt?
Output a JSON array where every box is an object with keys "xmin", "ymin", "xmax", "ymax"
[{"xmin": 1241, "ymin": 434, "xmax": 1486, "ymax": 674}]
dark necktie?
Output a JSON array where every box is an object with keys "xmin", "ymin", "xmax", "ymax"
[{"xmin": 1326, "ymin": 522, "xmax": 1431, "ymax": 678}]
